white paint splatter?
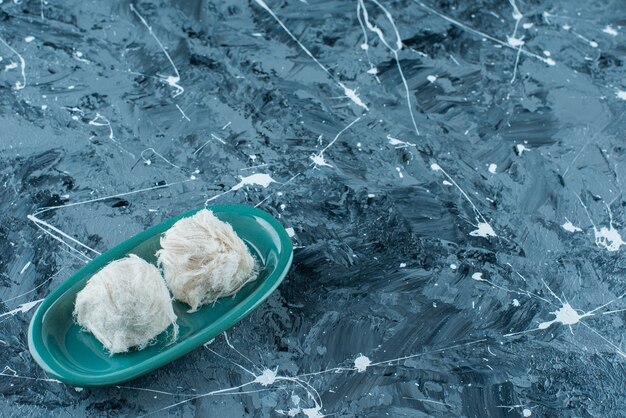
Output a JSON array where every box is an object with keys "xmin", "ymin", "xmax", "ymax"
[
  {"xmin": 512, "ymin": 299, "xmax": 520, "ymax": 307},
  {"xmin": 616, "ymin": 90, "xmax": 626, "ymax": 101},
  {"xmin": 470, "ymin": 222, "xmax": 497, "ymax": 238},
  {"xmin": 302, "ymin": 407, "xmax": 323, "ymax": 418},
  {"xmin": 285, "ymin": 227, "xmax": 295, "ymax": 238},
  {"xmin": 515, "ymin": 143, "xmax": 529, "ymax": 156},
  {"xmin": 562, "ymin": 219, "xmax": 582, "ymax": 233},
  {"xmin": 488, "ymin": 163, "xmax": 497, "ymax": 174},
  {"xmin": 399, "ymin": 262, "xmax": 407, "ymax": 268},
  {"xmin": 432, "ymin": 162, "xmax": 496, "ymax": 238},
  {"xmin": 254, "ymin": 369, "xmax": 276, "ymax": 386},
  {"xmin": 24, "ymin": 36, "xmax": 35, "ymax": 43},
  {"xmin": 426, "ymin": 75, "xmax": 437, "ymax": 83},
  {"xmin": 442, "ymin": 180, "xmax": 452, "ymax": 186},
  {"xmin": 73, "ymin": 51, "xmax": 89, "ymax": 63},
  {"xmin": 387, "ymin": 135, "xmax": 415, "ymax": 148},
  {"xmin": 341, "ymin": 85, "xmax": 368, "ymax": 110},
  {"xmin": 594, "ymin": 225, "xmax": 625, "ymax": 252},
  {"xmin": 507, "ymin": 36, "xmax": 524, "ymax": 47},
  {"xmin": 395, "ymin": 167, "xmax": 404, "ymax": 178},
  {"xmin": 603, "ymin": 25, "xmax": 618, "ymax": 36},
  {"xmin": 358, "ymin": 0, "xmax": 419, "ymax": 135},
  {"xmin": 310, "ymin": 154, "xmax": 332, "ymax": 168},
  {"xmin": 522, "ymin": 22, "xmax": 533, "ymax": 29},
  {"xmin": 88, "ymin": 113, "xmax": 114, "ymax": 140},
  {"xmin": 366, "ymin": 67, "xmax": 378, "ymax": 74},
  {"xmin": 450, "ymin": 264, "xmax": 457, "ymax": 270},
  {"xmin": 538, "ymin": 303, "xmax": 592, "ymax": 329},
  {"xmin": 472, "ymin": 272, "xmax": 484, "ymax": 281},
  {"xmin": 354, "ymin": 355, "xmax": 371, "ymax": 372},
  {"xmin": 175, "ymin": 104, "xmax": 191, "ymax": 122},
  {"xmin": 523, "ymin": 409, "xmax": 532, "ymax": 417},
  {"xmin": 232, "ymin": 173, "xmax": 276, "ymax": 190}
]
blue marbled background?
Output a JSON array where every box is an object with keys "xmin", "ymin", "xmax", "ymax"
[{"xmin": 1, "ymin": 0, "xmax": 625, "ymax": 416}]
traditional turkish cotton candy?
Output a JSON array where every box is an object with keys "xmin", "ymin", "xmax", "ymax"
[
  {"xmin": 73, "ymin": 255, "xmax": 177, "ymax": 354},
  {"xmin": 157, "ymin": 209, "xmax": 257, "ymax": 312}
]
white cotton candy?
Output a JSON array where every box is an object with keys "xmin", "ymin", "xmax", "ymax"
[
  {"xmin": 157, "ymin": 209, "xmax": 257, "ymax": 312},
  {"xmin": 73, "ymin": 255, "xmax": 177, "ymax": 354}
]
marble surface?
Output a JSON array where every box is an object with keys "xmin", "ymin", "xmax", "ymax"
[{"xmin": 1, "ymin": 0, "xmax": 625, "ymax": 416}]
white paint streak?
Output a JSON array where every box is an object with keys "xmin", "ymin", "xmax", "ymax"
[
  {"xmin": 387, "ymin": 135, "xmax": 415, "ymax": 148},
  {"xmin": 34, "ymin": 179, "xmax": 194, "ymax": 215},
  {"xmin": 253, "ymin": 0, "xmax": 367, "ymax": 110},
  {"xmin": 359, "ymin": 0, "xmax": 420, "ymax": 136},
  {"xmin": 129, "ymin": 4, "xmax": 184, "ymax": 97},
  {"xmin": 417, "ymin": 1, "xmax": 555, "ymax": 66},
  {"xmin": 27, "ymin": 214, "xmax": 102, "ymax": 256},
  {"xmin": 175, "ymin": 104, "xmax": 191, "ymax": 121},
  {"xmin": 311, "ymin": 117, "xmax": 361, "ymax": 168},
  {"xmin": 73, "ymin": 51, "xmax": 90, "ymax": 63},
  {"xmin": 19, "ymin": 261, "xmax": 31, "ymax": 275},
  {"xmin": 0, "ymin": 298, "xmax": 43, "ymax": 319},
  {"xmin": 0, "ymin": 35, "xmax": 26, "ymax": 89},
  {"xmin": 431, "ymin": 162, "xmax": 497, "ymax": 238}
]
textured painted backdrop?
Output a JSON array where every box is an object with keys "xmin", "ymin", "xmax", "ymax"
[{"xmin": 0, "ymin": 0, "xmax": 625, "ymax": 416}]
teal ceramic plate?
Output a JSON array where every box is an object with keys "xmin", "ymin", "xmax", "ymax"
[{"xmin": 28, "ymin": 204, "xmax": 293, "ymax": 387}]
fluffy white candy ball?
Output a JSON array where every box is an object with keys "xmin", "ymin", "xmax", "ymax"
[
  {"xmin": 74, "ymin": 255, "xmax": 178, "ymax": 354},
  {"xmin": 157, "ymin": 209, "xmax": 257, "ymax": 312}
]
